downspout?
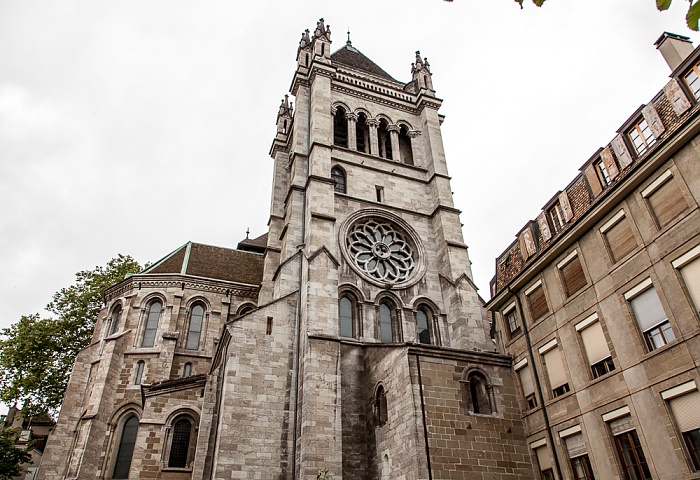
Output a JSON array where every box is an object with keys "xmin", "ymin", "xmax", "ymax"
[
  {"xmin": 507, "ymin": 286, "xmax": 563, "ymax": 480},
  {"xmin": 415, "ymin": 355, "xmax": 433, "ymax": 480}
]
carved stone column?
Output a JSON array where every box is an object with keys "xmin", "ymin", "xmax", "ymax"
[
  {"xmin": 345, "ymin": 112, "xmax": 357, "ymax": 151},
  {"xmin": 388, "ymin": 125, "xmax": 400, "ymax": 163},
  {"xmin": 368, "ymin": 119, "xmax": 379, "ymax": 157}
]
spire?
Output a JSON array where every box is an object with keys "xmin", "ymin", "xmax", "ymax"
[
  {"xmin": 314, "ymin": 18, "xmax": 331, "ymax": 42},
  {"xmin": 347, "ymin": 28, "xmax": 351, "ymax": 46},
  {"xmin": 276, "ymin": 94, "xmax": 293, "ymax": 135},
  {"xmin": 411, "ymin": 50, "xmax": 434, "ymax": 93},
  {"xmin": 311, "ymin": 18, "xmax": 332, "ymax": 60}
]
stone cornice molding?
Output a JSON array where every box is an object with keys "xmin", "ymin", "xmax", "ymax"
[
  {"xmin": 331, "ymin": 84, "xmax": 419, "ymax": 115},
  {"xmin": 105, "ymin": 276, "xmax": 260, "ymax": 302},
  {"xmin": 142, "ymin": 374, "xmax": 207, "ymax": 398}
]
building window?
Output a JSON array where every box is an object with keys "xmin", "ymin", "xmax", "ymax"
[
  {"xmin": 563, "ymin": 431, "xmax": 596, "ymax": 480},
  {"xmin": 398, "ymin": 125, "xmax": 414, "ymax": 166},
  {"xmin": 109, "ymin": 305, "xmax": 122, "ymax": 335},
  {"xmin": 331, "ymin": 166, "xmax": 346, "ymax": 194},
  {"xmin": 601, "ymin": 212, "xmax": 637, "ymax": 264},
  {"xmin": 141, "ymin": 300, "xmax": 162, "ymax": 348},
  {"xmin": 642, "ymin": 172, "xmax": 688, "ymax": 229},
  {"xmin": 185, "ymin": 304, "xmax": 204, "ymax": 350},
  {"xmin": 663, "ymin": 383, "xmax": 700, "ymax": 471},
  {"xmin": 113, "ymin": 415, "xmax": 139, "ymax": 479},
  {"xmin": 356, "ymin": 113, "xmax": 370, "ymax": 154},
  {"xmin": 339, "ymin": 295, "xmax": 355, "ymax": 338},
  {"xmin": 377, "ymin": 119, "xmax": 392, "ymax": 160},
  {"xmin": 627, "ymin": 283, "xmax": 676, "ymax": 351},
  {"xmin": 134, "ymin": 360, "xmax": 145, "ymax": 385},
  {"xmin": 237, "ymin": 304, "xmax": 255, "ymax": 316},
  {"xmin": 415, "ymin": 308, "xmax": 431, "ymax": 344},
  {"xmin": 503, "ymin": 303, "xmax": 521, "ymax": 337},
  {"xmin": 375, "ymin": 385, "xmax": 388, "ymax": 426},
  {"xmin": 559, "ymin": 253, "xmax": 587, "ymax": 297},
  {"xmin": 673, "ymin": 248, "xmax": 700, "ymax": 315},
  {"xmin": 375, "ymin": 185, "xmax": 384, "ymax": 203},
  {"xmin": 515, "ymin": 361, "xmax": 537, "ymax": 410},
  {"xmin": 576, "ymin": 315, "xmax": 615, "ymax": 380},
  {"xmin": 183, "ymin": 362, "xmax": 192, "ymax": 377},
  {"xmin": 166, "ymin": 415, "xmax": 196, "ymax": 469},
  {"xmin": 378, "ymin": 302, "xmax": 394, "ymax": 343},
  {"xmin": 595, "ymin": 159, "xmax": 611, "ymax": 186},
  {"xmin": 549, "ymin": 202, "xmax": 565, "ymax": 233},
  {"xmin": 628, "ymin": 118, "xmax": 655, "ymax": 155},
  {"xmin": 571, "ymin": 455, "xmax": 595, "ymax": 480},
  {"xmin": 466, "ymin": 371, "xmax": 492, "ymax": 415},
  {"xmin": 533, "ymin": 444, "xmax": 553, "ymax": 480},
  {"xmin": 540, "ymin": 342, "xmax": 570, "ymax": 398},
  {"xmin": 613, "ymin": 430, "xmax": 652, "ymax": 480},
  {"xmin": 526, "ymin": 282, "xmax": 549, "ymax": 321},
  {"xmin": 684, "ymin": 62, "xmax": 700, "ymax": 99},
  {"xmin": 333, "ymin": 106, "xmax": 348, "ymax": 147}
]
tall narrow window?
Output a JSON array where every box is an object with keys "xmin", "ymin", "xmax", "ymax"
[
  {"xmin": 331, "ymin": 166, "xmax": 346, "ymax": 194},
  {"xmin": 185, "ymin": 304, "xmax": 204, "ymax": 350},
  {"xmin": 602, "ymin": 214, "xmax": 637, "ymax": 263},
  {"xmin": 109, "ymin": 305, "xmax": 122, "ymax": 335},
  {"xmin": 415, "ymin": 308, "xmax": 431, "ymax": 344},
  {"xmin": 398, "ymin": 125, "xmax": 413, "ymax": 166},
  {"xmin": 534, "ymin": 445, "xmax": 554, "ymax": 480},
  {"xmin": 540, "ymin": 342, "xmax": 570, "ymax": 398},
  {"xmin": 627, "ymin": 283, "xmax": 675, "ymax": 351},
  {"xmin": 375, "ymin": 186, "xmax": 384, "ymax": 203},
  {"xmin": 595, "ymin": 159, "xmax": 611, "ymax": 186},
  {"xmin": 675, "ymin": 251, "xmax": 700, "ymax": 314},
  {"xmin": 549, "ymin": 203, "xmax": 565, "ymax": 233},
  {"xmin": 527, "ymin": 283, "xmax": 549, "ymax": 321},
  {"xmin": 515, "ymin": 361, "xmax": 537, "ymax": 410},
  {"xmin": 141, "ymin": 300, "xmax": 161, "ymax": 348},
  {"xmin": 563, "ymin": 432, "xmax": 595, "ymax": 480},
  {"xmin": 377, "ymin": 120, "xmax": 392, "ymax": 160},
  {"xmin": 467, "ymin": 372, "xmax": 492, "ymax": 415},
  {"xmin": 333, "ymin": 107, "xmax": 348, "ymax": 147},
  {"xmin": 378, "ymin": 302, "xmax": 394, "ymax": 343},
  {"xmin": 628, "ymin": 118, "xmax": 655, "ymax": 155},
  {"xmin": 504, "ymin": 303, "xmax": 521, "ymax": 338},
  {"xmin": 113, "ymin": 415, "xmax": 138, "ymax": 479},
  {"xmin": 167, "ymin": 418, "xmax": 193, "ymax": 468},
  {"xmin": 183, "ymin": 362, "xmax": 192, "ymax": 378},
  {"xmin": 375, "ymin": 385, "xmax": 388, "ymax": 426},
  {"xmin": 559, "ymin": 253, "xmax": 587, "ymax": 297},
  {"xmin": 685, "ymin": 62, "xmax": 700, "ymax": 99},
  {"xmin": 643, "ymin": 174, "xmax": 688, "ymax": 228},
  {"xmin": 612, "ymin": 427, "xmax": 651, "ymax": 480},
  {"xmin": 663, "ymin": 384, "xmax": 700, "ymax": 471},
  {"xmin": 134, "ymin": 360, "xmax": 145, "ymax": 385},
  {"xmin": 356, "ymin": 113, "xmax": 369, "ymax": 154},
  {"xmin": 576, "ymin": 317, "xmax": 615, "ymax": 379},
  {"xmin": 339, "ymin": 296, "xmax": 354, "ymax": 338}
]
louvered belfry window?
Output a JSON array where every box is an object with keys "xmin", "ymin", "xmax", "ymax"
[
  {"xmin": 561, "ymin": 255, "xmax": 587, "ymax": 297},
  {"xmin": 605, "ymin": 217, "xmax": 637, "ymax": 263},
  {"xmin": 528, "ymin": 284, "xmax": 549, "ymax": 320}
]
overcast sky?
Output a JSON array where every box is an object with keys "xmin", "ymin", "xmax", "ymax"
[{"xmin": 1, "ymin": 1, "xmax": 697, "ymax": 342}]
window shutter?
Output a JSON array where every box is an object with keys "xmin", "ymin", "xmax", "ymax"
[
  {"xmin": 543, "ymin": 347, "xmax": 567, "ymax": 389},
  {"xmin": 537, "ymin": 212, "xmax": 552, "ymax": 242},
  {"xmin": 601, "ymin": 147, "xmax": 620, "ymax": 180},
  {"xmin": 681, "ymin": 257, "xmax": 700, "ymax": 313},
  {"xmin": 605, "ymin": 217, "xmax": 637, "ymax": 263},
  {"xmin": 580, "ymin": 321, "xmax": 610, "ymax": 365},
  {"xmin": 611, "ymin": 135, "xmax": 633, "ymax": 168},
  {"xmin": 561, "ymin": 256, "xmax": 586, "ymax": 296},
  {"xmin": 518, "ymin": 364, "xmax": 535, "ymax": 397},
  {"xmin": 535, "ymin": 446, "xmax": 552, "ymax": 470},
  {"xmin": 528, "ymin": 285, "xmax": 549, "ymax": 319},
  {"xmin": 558, "ymin": 191, "xmax": 573, "ymax": 222},
  {"xmin": 630, "ymin": 287, "xmax": 667, "ymax": 332},
  {"xmin": 669, "ymin": 390, "xmax": 700, "ymax": 432},
  {"xmin": 519, "ymin": 228, "xmax": 537, "ymax": 259},
  {"xmin": 584, "ymin": 165, "xmax": 603, "ymax": 197},
  {"xmin": 565, "ymin": 433, "xmax": 587, "ymax": 458},
  {"xmin": 609, "ymin": 415, "xmax": 635, "ymax": 436},
  {"xmin": 664, "ymin": 78, "xmax": 692, "ymax": 116},
  {"xmin": 642, "ymin": 104, "xmax": 665, "ymax": 138},
  {"xmin": 648, "ymin": 178, "xmax": 687, "ymax": 227}
]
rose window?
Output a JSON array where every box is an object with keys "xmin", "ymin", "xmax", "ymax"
[{"xmin": 346, "ymin": 219, "xmax": 416, "ymax": 284}]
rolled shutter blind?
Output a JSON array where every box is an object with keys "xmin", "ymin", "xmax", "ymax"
[
  {"xmin": 648, "ymin": 179, "xmax": 687, "ymax": 227},
  {"xmin": 606, "ymin": 217, "xmax": 637, "ymax": 263},
  {"xmin": 565, "ymin": 433, "xmax": 587, "ymax": 458},
  {"xmin": 669, "ymin": 389, "xmax": 700, "ymax": 432},
  {"xmin": 535, "ymin": 446, "xmax": 552, "ymax": 470},
  {"xmin": 543, "ymin": 347, "xmax": 567, "ymax": 389},
  {"xmin": 609, "ymin": 415, "xmax": 635, "ymax": 436},
  {"xmin": 529, "ymin": 286, "xmax": 549, "ymax": 319},
  {"xmin": 580, "ymin": 321, "xmax": 610, "ymax": 365},
  {"xmin": 562, "ymin": 256, "xmax": 586, "ymax": 295},
  {"xmin": 630, "ymin": 287, "xmax": 667, "ymax": 331},
  {"xmin": 681, "ymin": 258, "xmax": 700, "ymax": 313},
  {"xmin": 519, "ymin": 365, "xmax": 535, "ymax": 396}
]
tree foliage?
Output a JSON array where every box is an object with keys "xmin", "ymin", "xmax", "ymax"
[
  {"xmin": 0, "ymin": 428, "xmax": 32, "ymax": 480},
  {"xmin": 0, "ymin": 255, "xmax": 142, "ymax": 417}
]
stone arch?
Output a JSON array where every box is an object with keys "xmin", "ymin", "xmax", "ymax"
[
  {"xmin": 162, "ymin": 408, "xmax": 200, "ymax": 469},
  {"xmin": 105, "ymin": 300, "xmax": 125, "ymax": 336},
  {"xmin": 183, "ymin": 297, "xmax": 209, "ymax": 350},
  {"xmin": 236, "ymin": 302, "xmax": 256, "ymax": 317},
  {"xmin": 338, "ymin": 285, "xmax": 364, "ymax": 339},
  {"xmin": 461, "ymin": 366, "xmax": 495, "ymax": 415},
  {"xmin": 331, "ymin": 164, "xmax": 347, "ymax": 194},
  {"xmin": 373, "ymin": 383, "xmax": 389, "ymax": 427}
]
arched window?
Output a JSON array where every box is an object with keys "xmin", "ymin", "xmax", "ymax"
[
  {"xmin": 183, "ymin": 362, "xmax": 192, "ymax": 377},
  {"xmin": 339, "ymin": 296, "xmax": 354, "ymax": 338},
  {"xmin": 331, "ymin": 166, "xmax": 346, "ymax": 194},
  {"xmin": 333, "ymin": 107, "xmax": 348, "ymax": 147},
  {"xmin": 167, "ymin": 418, "xmax": 193, "ymax": 468},
  {"xmin": 134, "ymin": 361, "xmax": 145, "ymax": 385},
  {"xmin": 109, "ymin": 304, "xmax": 122, "ymax": 335},
  {"xmin": 185, "ymin": 304, "xmax": 204, "ymax": 350},
  {"xmin": 378, "ymin": 302, "xmax": 394, "ymax": 343},
  {"xmin": 398, "ymin": 125, "xmax": 414, "ymax": 166},
  {"xmin": 467, "ymin": 371, "xmax": 493, "ymax": 415},
  {"xmin": 377, "ymin": 120, "xmax": 392, "ymax": 160},
  {"xmin": 415, "ymin": 308, "xmax": 431, "ymax": 345},
  {"xmin": 237, "ymin": 304, "xmax": 255, "ymax": 316},
  {"xmin": 141, "ymin": 300, "xmax": 161, "ymax": 348},
  {"xmin": 356, "ymin": 113, "xmax": 370, "ymax": 154},
  {"xmin": 112, "ymin": 414, "xmax": 138, "ymax": 479},
  {"xmin": 375, "ymin": 385, "xmax": 388, "ymax": 426}
]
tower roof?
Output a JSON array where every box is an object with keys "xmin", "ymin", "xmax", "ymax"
[{"xmin": 330, "ymin": 44, "xmax": 397, "ymax": 82}]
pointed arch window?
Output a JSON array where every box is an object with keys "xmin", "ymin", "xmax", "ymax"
[
  {"xmin": 377, "ymin": 120, "xmax": 392, "ymax": 160},
  {"xmin": 356, "ymin": 113, "xmax": 370, "ymax": 154},
  {"xmin": 378, "ymin": 302, "xmax": 395, "ymax": 343},
  {"xmin": 109, "ymin": 304, "xmax": 122, "ymax": 335},
  {"xmin": 185, "ymin": 304, "xmax": 204, "ymax": 350},
  {"xmin": 112, "ymin": 415, "xmax": 138, "ymax": 479},
  {"xmin": 375, "ymin": 385, "xmax": 388, "ymax": 427},
  {"xmin": 466, "ymin": 371, "xmax": 493, "ymax": 415},
  {"xmin": 166, "ymin": 416, "xmax": 196, "ymax": 469},
  {"xmin": 398, "ymin": 126, "xmax": 414, "ymax": 166},
  {"xmin": 333, "ymin": 107, "xmax": 348, "ymax": 147},
  {"xmin": 339, "ymin": 296, "xmax": 355, "ymax": 338},
  {"xmin": 331, "ymin": 166, "xmax": 347, "ymax": 194},
  {"xmin": 134, "ymin": 360, "xmax": 145, "ymax": 385},
  {"xmin": 141, "ymin": 300, "xmax": 161, "ymax": 348},
  {"xmin": 415, "ymin": 308, "xmax": 432, "ymax": 345}
]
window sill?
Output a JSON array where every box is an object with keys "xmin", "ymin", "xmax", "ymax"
[{"xmin": 161, "ymin": 467, "xmax": 192, "ymax": 472}]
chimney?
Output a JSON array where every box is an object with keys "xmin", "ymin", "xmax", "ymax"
[{"xmin": 655, "ymin": 32, "xmax": 694, "ymax": 71}]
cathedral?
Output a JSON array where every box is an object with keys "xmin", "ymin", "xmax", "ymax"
[{"xmin": 37, "ymin": 18, "xmax": 537, "ymax": 480}]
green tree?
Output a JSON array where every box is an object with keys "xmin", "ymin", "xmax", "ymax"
[
  {"xmin": 0, "ymin": 255, "xmax": 142, "ymax": 417},
  {"xmin": 0, "ymin": 428, "xmax": 32, "ymax": 480}
]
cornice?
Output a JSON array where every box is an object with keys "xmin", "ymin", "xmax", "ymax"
[
  {"xmin": 331, "ymin": 84, "xmax": 418, "ymax": 115},
  {"xmin": 105, "ymin": 275, "xmax": 260, "ymax": 302}
]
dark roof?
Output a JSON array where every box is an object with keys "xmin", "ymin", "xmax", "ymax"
[
  {"xmin": 143, "ymin": 242, "xmax": 263, "ymax": 285},
  {"xmin": 330, "ymin": 44, "xmax": 397, "ymax": 82},
  {"xmin": 237, "ymin": 232, "xmax": 268, "ymax": 254}
]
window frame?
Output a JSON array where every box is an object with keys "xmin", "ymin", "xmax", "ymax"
[
  {"xmin": 549, "ymin": 203, "xmax": 565, "ymax": 233},
  {"xmin": 613, "ymin": 430, "xmax": 652, "ymax": 480},
  {"xmin": 625, "ymin": 279, "xmax": 676, "ymax": 352},
  {"xmin": 515, "ymin": 358, "xmax": 538, "ymax": 410},
  {"xmin": 185, "ymin": 302, "xmax": 206, "ymax": 351},
  {"xmin": 112, "ymin": 414, "xmax": 139, "ymax": 480},
  {"xmin": 377, "ymin": 300, "xmax": 400, "ymax": 343},
  {"xmin": 374, "ymin": 384, "xmax": 388, "ymax": 427},
  {"xmin": 641, "ymin": 169, "xmax": 689, "ymax": 230},
  {"xmin": 684, "ymin": 62, "xmax": 700, "ymax": 100},
  {"xmin": 539, "ymin": 339, "xmax": 570, "ymax": 399},
  {"xmin": 163, "ymin": 413, "xmax": 198, "ymax": 471},
  {"xmin": 331, "ymin": 165, "xmax": 347, "ymax": 194},
  {"xmin": 557, "ymin": 251, "xmax": 587, "ymax": 298},
  {"xmin": 672, "ymin": 244, "xmax": 700, "ymax": 318},
  {"xmin": 108, "ymin": 304, "xmax": 123, "ymax": 336},
  {"xmin": 414, "ymin": 305, "xmax": 435, "ymax": 345},
  {"xmin": 134, "ymin": 360, "xmax": 145, "ymax": 385},
  {"xmin": 503, "ymin": 302, "xmax": 521, "ymax": 338},
  {"xmin": 338, "ymin": 294, "xmax": 356, "ymax": 339},
  {"xmin": 628, "ymin": 117, "xmax": 655, "ymax": 156},
  {"xmin": 575, "ymin": 314, "xmax": 615, "ymax": 380},
  {"xmin": 595, "ymin": 159, "xmax": 611, "ymax": 187},
  {"xmin": 525, "ymin": 280, "xmax": 549, "ymax": 321},
  {"xmin": 140, "ymin": 299, "xmax": 162, "ymax": 348}
]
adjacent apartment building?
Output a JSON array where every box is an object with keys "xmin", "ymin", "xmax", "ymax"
[{"xmin": 486, "ymin": 33, "xmax": 700, "ymax": 480}]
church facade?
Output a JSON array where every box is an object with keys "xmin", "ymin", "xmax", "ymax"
[{"xmin": 37, "ymin": 19, "xmax": 536, "ymax": 480}]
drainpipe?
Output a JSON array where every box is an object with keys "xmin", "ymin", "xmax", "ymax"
[
  {"xmin": 415, "ymin": 355, "xmax": 433, "ymax": 480},
  {"xmin": 507, "ymin": 286, "xmax": 563, "ymax": 480}
]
